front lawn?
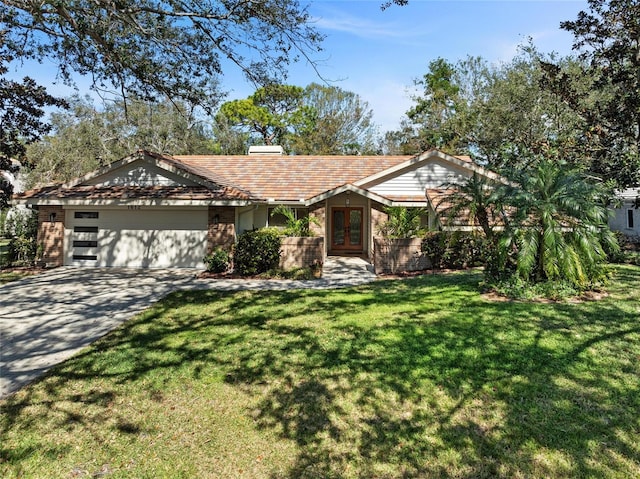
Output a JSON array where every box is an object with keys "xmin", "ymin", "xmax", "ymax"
[{"xmin": 2, "ymin": 266, "xmax": 640, "ymax": 478}]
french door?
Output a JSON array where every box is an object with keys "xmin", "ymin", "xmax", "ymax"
[{"xmin": 331, "ymin": 207, "xmax": 363, "ymax": 251}]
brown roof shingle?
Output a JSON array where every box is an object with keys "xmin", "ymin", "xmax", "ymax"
[{"xmin": 172, "ymin": 155, "xmax": 413, "ymax": 201}]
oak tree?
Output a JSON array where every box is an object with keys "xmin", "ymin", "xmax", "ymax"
[{"xmin": 2, "ymin": 0, "xmax": 324, "ymax": 112}]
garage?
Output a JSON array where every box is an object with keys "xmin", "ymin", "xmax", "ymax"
[{"xmin": 65, "ymin": 207, "xmax": 209, "ymax": 268}]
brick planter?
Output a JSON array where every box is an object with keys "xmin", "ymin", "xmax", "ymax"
[
  {"xmin": 279, "ymin": 237, "xmax": 324, "ymax": 270},
  {"xmin": 373, "ymin": 237, "xmax": 430, "ymax": 274}
]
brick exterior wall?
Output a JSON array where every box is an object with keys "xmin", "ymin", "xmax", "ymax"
[
  {"xmin": 37, "ymin": 205, "xmax": 65, "ymax": 267},
  {"xmin": 308, "ymin": 203, "xmax": 325, "ymax": 237},
  {"xmin": 208, "ymin": 206, "xmax": 236, "ymax": 252},
  {"xmin": 371, "ymin": 204, "xmax": 388, "ymax": 238},
  {"xmin": 279, "ymin": 237, "xmax": 325, "ymax": 270},
  {"xmin": 373, "ymin": 237, "xmax": 430, "ymax": 274}
]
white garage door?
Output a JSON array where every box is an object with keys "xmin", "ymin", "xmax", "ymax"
[{"xmin": 65, "ymin": 208, "xmax": 208, "ymax": 268}]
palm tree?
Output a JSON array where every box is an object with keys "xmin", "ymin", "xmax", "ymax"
[
  {"xmin": 270, "ymin": 205, "xmax": 320, "ymax": 237},
  {"xmin": 378, "ymin": 206, "xmax": 427, "ymax": 239},
  {"xmin": 438, "ymin": 172, "xmax": 513, "ymax": 279},
  {"xmin": 440, "ymin": 172, "xmax": 504, "ymax": 242},
  {"xmin": 504, "ymin": 158, "xmax": 618, "ymax": 286}
]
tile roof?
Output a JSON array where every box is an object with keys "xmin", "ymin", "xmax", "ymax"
[
  {"xmin": 172, "ymin": 155, "xmax": 413, "ymax": 201},
  {"xmin": 14, "ymin": 150, "xmax": 486, "ymax": 205}
]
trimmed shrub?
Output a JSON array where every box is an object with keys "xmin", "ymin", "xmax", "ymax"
[
  {"xmin": 203, "ymin": 247, "xmax": 230, "ymax": 273},
  {"xmin": 4, "ymin": 209, "xmax": 39, "ymax": 266},
  {"xmin": 421, "ymin": 231, "xmax": 487, "ymax": 269},
  {"xmin": 234, "ymin": 228, "xmax": 282, "ymax": 276}
]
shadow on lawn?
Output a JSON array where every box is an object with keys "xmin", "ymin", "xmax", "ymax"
[
  {"xmin": 2, "ymin": 268, "xmax": 640, "ymax": 478},
  {"xmin": 217, "ymin": 271, "xmax": 640, "ymax": 478}
]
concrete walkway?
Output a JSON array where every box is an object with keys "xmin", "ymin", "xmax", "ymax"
[{"xmin": 0, "ymin": 258, "xmax": 376, "ymax": 398}]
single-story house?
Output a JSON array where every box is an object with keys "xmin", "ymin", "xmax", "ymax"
[
  {"xmin": 13, "ymin": 147, "xmax": 502, "ymax": 269},
  {"xmin": 609, "ymin": 187, "xmax": 640, "ymax": 240}
]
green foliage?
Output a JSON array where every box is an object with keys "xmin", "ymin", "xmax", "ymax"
[
  {"xmin": 385, "ymin": 47, "xmax": 590, "ymax": 174},
  {"xmin": 397, "ymin": 57, "xmax": 466, "ymax": 153},
  {"xmin": 257, "ymin": 266, "xmax": 318, "ymax": 280},
  {"xmin": 551, "ymin": 0, "xmax": 640, "ymax": 188},
  {"xmin": 216, "ymin": 83, "xmax": 380, "ymax": 155},
  {"xmin": 218, "ymin": 84, "xmax": 310, "ymax": 148},
  {"xmin": 501, "ymin": 157, "xmax": 617, "ymax": 288},
  {"xmin": 0, "ymin": 51, "xmax": 67, "ymax": 207},
  {"xmin": 440, "ymin": 172, "xmax": 503, "ymax": 241},
  {"xmin": 378, "ymin": 206, "xmax": 427, "ymax": 239},
  {"xmin": 438, "ymin": 155, "xmax": 617, "ymax": 294},
  {"xmin": 421, "ymin": 231, "xmax": 487, "ymax": 269},
  {"xmin": 234, "ymin": 228, "xmax": 282, "ymax": 276},
  {"xmin": 3, "ymin": 1, "xmax": 323, "ymax": 114},
  {"xmin": 203, "ymin": 248, "xmax": 231, "ymax": 273},
  {"xmin": 25, "ymin": 96, "xmax": 215, "ymax": 187},
  {"xmin": 488, "ymin": 275, "xmax": 583, "ymax": 301},
  {"xmin": 290, "ymin": 83, "xmax": 378, "ymax": 155},
  {"xmin": 3, "ymin": 208, "xmax": 39, "ymax": 266},
  {"xmin": 270, "ymin": 205, "xmax": 319, "ymax": 237}
]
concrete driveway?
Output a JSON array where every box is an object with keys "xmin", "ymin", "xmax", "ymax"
[
  {"xmin": 0, "ymin": 259, "xmax": 376, "ymax": 399},
  {"xmin": 0, "ymin": 267, "xmax": 200, "ymax": 398}
]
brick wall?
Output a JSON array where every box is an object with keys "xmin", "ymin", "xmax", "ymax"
[
  {"xmin": 279, "ymin": 237, "xmax": 325, "ymax": 270},
  {"xmin": 37, "ymin": 205, "xmax": 65, "ymax": 267},
  {"xmin": 371, "ymin": 204, "xmax": 388, "ymax": 238},
  {"xmin": 373, "ymin": 237, "xmax": 430, "ymax": 274},
  {"xmin": 308, "ymin": 203, "xmax": 325, "ymax": 237},
  {"xmin": 208, "ymin": 206, "xmax": 236, "ymax": 252}
]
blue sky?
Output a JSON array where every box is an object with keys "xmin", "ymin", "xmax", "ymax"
[
  {"xmin": 9, "ymin": 0, "xmax": 588, "ymax": 133},
  {"xmin": 273, "ymin": 0, "xmax": 587, "ymax": 132}
]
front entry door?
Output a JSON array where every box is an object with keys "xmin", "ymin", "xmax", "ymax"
[{"xmin": 331, "ymin": 207, "xmax": 363, "ymax": 251}]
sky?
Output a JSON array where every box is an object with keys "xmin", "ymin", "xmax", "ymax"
[
  {"xmin": 278, "ymin": 0, "xmax": 588, "ymax": 132},
  {"xmin": 8, "ymin": 0, "xmax": 589, "ymax": 133}
]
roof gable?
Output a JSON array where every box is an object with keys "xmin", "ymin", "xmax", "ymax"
[
  {"xmin": 81, "ymin": 157, "xmax": 199, "ymax": 188},
  {"xmin": 14, "ymin": 151, "xmax": 256, "ymax": 204},
  {"xmin": 67, "ymin": 151, "xmax": 217, "ymax": 189},
  {"xmin": 356, "ymin": 150, "xmax": 501, "ymax": 190}
]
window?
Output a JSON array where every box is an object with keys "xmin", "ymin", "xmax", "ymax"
[
  {"xmin": 268, "ymin": 207, "xmax": 308, "ymax": 227},
  {"xmin": 74, "ymin": 212, "xmax": 99, "ymax": 219},
  {"xmin": 73, "ymin": 240, "xmax": 98, "ymax": 248},
  {"xmin": 628, "ymin": 209, "xmax": 635, "ymax": 229},
  {"xmin": 72, "ymin": 254, "xmax": 98, "ymax": 261},
  {"xmin": 74, "ymin": 226, "xmax": 99, "ymax": 233},
  {"xmin": 420, "ymin": 212, "xmax": 430, "ymax": 230}
]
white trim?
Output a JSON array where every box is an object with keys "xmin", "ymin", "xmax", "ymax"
[
  {"xmin": 14, "ymin": 198, "xmax": 253, "ymax": 207},
  {"xmin": 305, "ymin": 184, "xmax": 393, "ymax": 207},
  {"xmin": 388, "ymin": 201, "xmax": 429, "ymax": 207}
]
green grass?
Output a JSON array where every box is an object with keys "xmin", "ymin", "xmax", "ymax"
[
  {"xmin": 2, "ymin": 266, "xmax": 640, "ymax": 478},
  {"xmin": 0, "ymin": 269, "xmax": 38, "ymax": 284}
]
